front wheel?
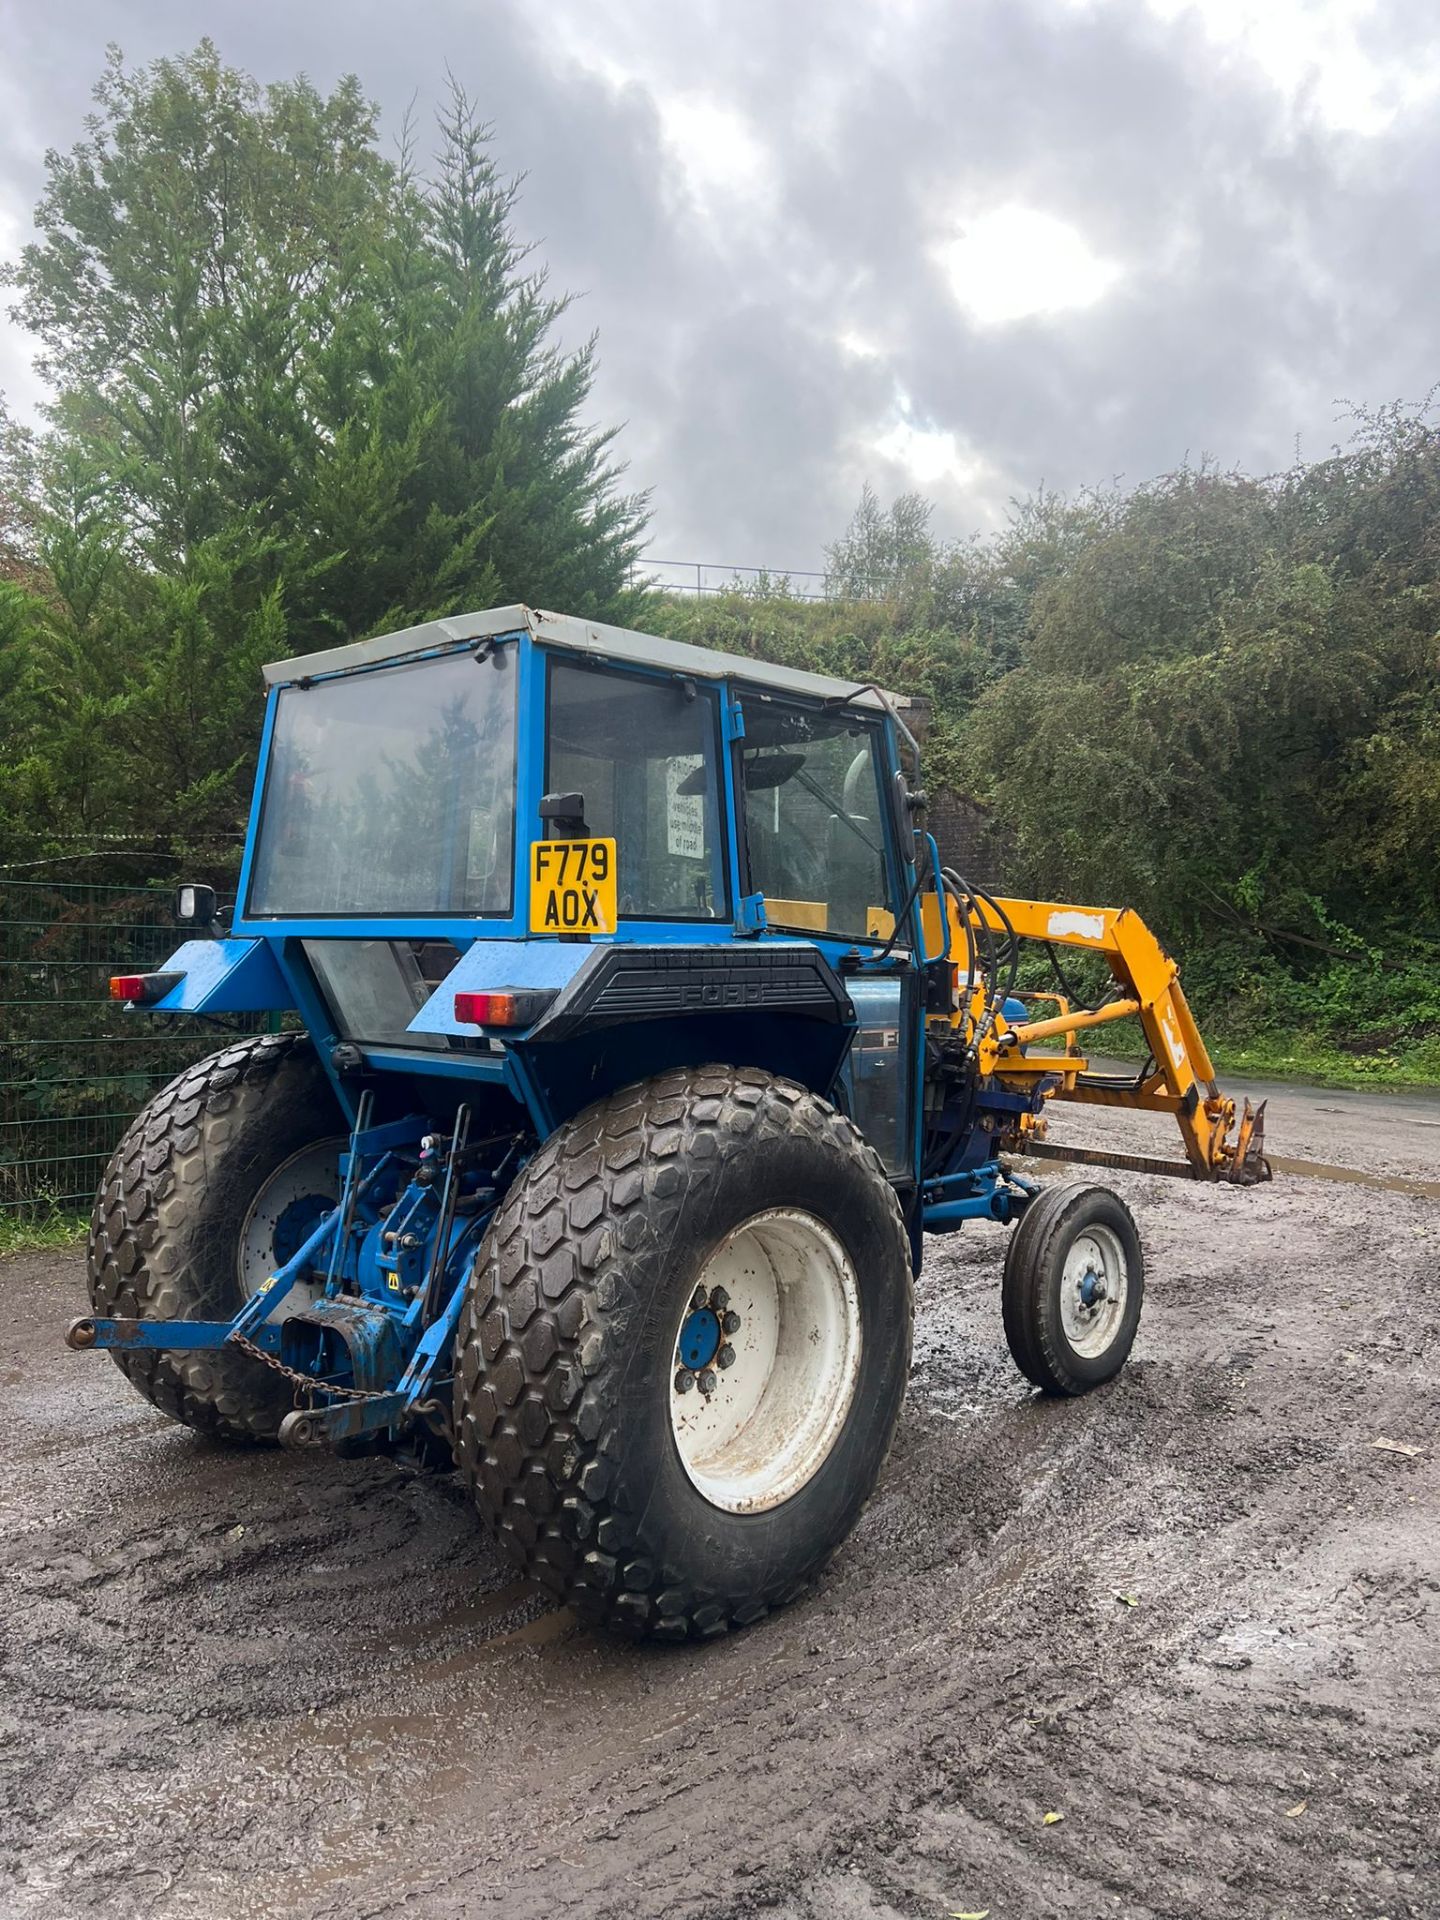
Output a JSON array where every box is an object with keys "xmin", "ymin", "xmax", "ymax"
[
  {"xmin": 1002, "ymin": 1182, "xmax": 1144, "ymax": 1396},
  {"xmin": 453, "ymin": 1065, "xmax": 913, "ymax": 1639}
]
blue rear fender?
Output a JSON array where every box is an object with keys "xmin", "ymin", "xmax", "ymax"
[
  {"xmin": 134, "ymin": 937, "xmax": 294, "ymax": 1015},
  {"xmin": 414, "ymin": 937, "xmax": 861, "ymax": 1132}
]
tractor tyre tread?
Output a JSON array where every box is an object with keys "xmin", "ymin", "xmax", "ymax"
[
  {"xmin": 87, "ymin": 1032, "xmax": 330, "ymax": 1444},
  {"xmin": 453, "ymin": 1063, "xmax": 912, "ymax": 1640}
]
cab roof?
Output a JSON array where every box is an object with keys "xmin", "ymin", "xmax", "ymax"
[{"xmin": 262, "ymin": 603, "xmax": 893, "ymax": 712}]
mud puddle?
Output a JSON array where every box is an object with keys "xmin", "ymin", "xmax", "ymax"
[{"xmin": 1265, "ymin": 1154, "xmax": 1440, "ymax": 1199}]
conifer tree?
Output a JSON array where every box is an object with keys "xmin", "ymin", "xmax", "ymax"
[{"xmin": 2, "ymin": 41, "xmax": 649, "ymax": 860}]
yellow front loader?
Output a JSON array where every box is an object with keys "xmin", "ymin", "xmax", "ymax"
[{"xmin": 915, "ymin": 887, "xmax": 1270, "ymax": 1186}]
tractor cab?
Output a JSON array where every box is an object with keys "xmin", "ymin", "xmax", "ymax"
[
  {"xmin": 242, "ymin": 602, "xmax": 906, "ymax": 940},
  {"xmin": 243, "ymin": 604, "xmax": 909, "ymax": 944},
  {"xmin": 157, "ymin": 606, "xmax": 926, "ymax": 1176}
]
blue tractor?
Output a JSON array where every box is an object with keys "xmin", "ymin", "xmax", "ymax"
[{"xmin": 73, "ymin": 606, "xmax": 1267, "ymax": 1639}]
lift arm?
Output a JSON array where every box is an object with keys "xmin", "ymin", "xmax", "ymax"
[{"xmin": 930, "ymin": 893, "xmax": 1269, "ymax": 1185}]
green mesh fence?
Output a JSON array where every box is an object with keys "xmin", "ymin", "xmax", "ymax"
[{"xmin": 0, "ymin": 879, "xmax": 268, "ymax": 1219}]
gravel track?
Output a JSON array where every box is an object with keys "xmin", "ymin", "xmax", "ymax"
[{"xmin": 2, "ymin": 1077, "xmax": 1436, "ymax": 1919}]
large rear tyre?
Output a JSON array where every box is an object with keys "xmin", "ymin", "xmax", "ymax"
[
  {"xmin": 1002, "ymin": 1181, "xmax": 1144, "ymax": 1396},
  {"xmin": 87, "ymin": 1034, "xmax": 345, "ymax": 1442},
  {"xmin": 453, "ymin": 1064, "xmax": 913, "ymax": 1640}
]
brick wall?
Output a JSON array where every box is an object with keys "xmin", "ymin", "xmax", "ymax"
[
  {"xmin": 889, "ymin": 693, "xmax": 1011, "ymax": 891},
  {"xmin": 924, "ymin": 788, "xmax": 1008, "ymax": 891}
]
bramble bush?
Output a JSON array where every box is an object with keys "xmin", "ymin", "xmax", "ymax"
[{"xmin": 654, "ymin": 418, "xmax": 1440, "ymax": 1083}]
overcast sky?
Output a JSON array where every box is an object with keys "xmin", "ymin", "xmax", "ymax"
[{"xmin": 3, "ymin": 0, "xmax": 1438, "ymax": 579}]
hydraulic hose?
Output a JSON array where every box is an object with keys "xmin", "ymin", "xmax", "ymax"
[{"xmin": 940, "ymin": 866, "xmax": 1015, "ymax": 1062}]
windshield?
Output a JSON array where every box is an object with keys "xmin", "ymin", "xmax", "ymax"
[{"xmin": 247, "ymin": 651, "xmax": 517, "ymax": 917}]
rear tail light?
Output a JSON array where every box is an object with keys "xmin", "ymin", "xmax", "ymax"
[
  {"xmin": 453, "ymin": 989, "xmax": 555, "ymax": 1028},
  {"xmin": 109, "ymin": 971, "xmax": 185, "ymax": 1006}
]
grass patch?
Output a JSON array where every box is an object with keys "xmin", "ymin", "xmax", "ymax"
[
  {"xmin": 1055, "ymin": 1006, "xmax": 1440, "ymax": 1092},
  {"xmin": 0, "ymin": 1210, "xmax": 87, "ymax": 1258},
  {"xmin": 1206, "ymin": 1030, "xmax": 1440, "ymax": 1090},
  {"xmin": 1013, "ymin": 938, "xmax": 1440, "ymax": 1093}
]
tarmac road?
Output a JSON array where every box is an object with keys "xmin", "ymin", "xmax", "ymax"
[{"xmin": 2, "ymin": 1077, "xmax": 1437, "ymax": 1919}]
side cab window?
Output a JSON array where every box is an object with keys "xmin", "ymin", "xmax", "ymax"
[
  {"xmin": 546, "ymin": 658, "xmax": 729, "ymax": 921},
  {"xmin": 738, "ymin": 700, "xmax": 894, "ymax": 940}
]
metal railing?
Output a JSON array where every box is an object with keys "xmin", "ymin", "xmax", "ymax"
[
  {"xmin": 637, "ymin": 557, "xmax": 836, "ymax": 602},
  {"xmin": 0, "ymin": 879, "xmax": 265, "ymax": 1220}
]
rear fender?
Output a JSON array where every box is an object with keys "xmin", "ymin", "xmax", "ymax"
[
  {"xmin": 415, "ymin": 941, "xmax": 858, "ymax": 1130},
  {"xmin": 132, "ymin": 938, "xmax": 293, "ymax": 1015}
]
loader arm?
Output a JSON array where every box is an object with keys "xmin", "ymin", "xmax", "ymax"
[{"xmin": 928, "ymin": 892, "xmax": 1269, "ymax": 1185}]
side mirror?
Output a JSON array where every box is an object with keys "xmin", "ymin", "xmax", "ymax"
[
  {"xmin": 173, "ymin": 883, "xmax": 219, "ymax": 931},
  {"xmin": 890, "ymin": 771, "xmax": 918, "ymax": 867}
]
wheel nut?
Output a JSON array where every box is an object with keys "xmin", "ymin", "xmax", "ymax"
[
  {"xmin": 690, "ymin": 1285, "xmax": 707, "ymax": 1312},
  {"xmin": 698, "ymin": 1369, "xmax": 718, "ymax": 1396},
  {"xmin": 675, "ymin": 1369, "xmax": 697, "ymax": 1394},
  {"xmin": 721, "ymin": 1310, "xmax": 741, "ymax": 1335},
  {"xmin": 709, "ymin": 1286, "xmax": 730, "ymax": 1312},
  {"xmin": 717, "ymin": 1344, "xmax": 736, "ymax": 1369}
]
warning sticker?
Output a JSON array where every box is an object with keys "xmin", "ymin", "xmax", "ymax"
[
  {"xmin": 666, "ymin": 756, "xmax": 705, "ymax": 859},
  {"xmin": 529, "ymin": 837, "xmax": 618, "ymax": 934}
]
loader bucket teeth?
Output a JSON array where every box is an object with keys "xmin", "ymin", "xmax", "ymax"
[{"xmin": 1226, "ymin": 1097, "xmax": 1271, "ymax": 1185}]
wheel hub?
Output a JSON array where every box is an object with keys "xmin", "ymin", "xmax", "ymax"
[
  {"xmin": 238, "ymin": 1138, "xmax": 344, "ymax": 1321},
  {"xmin": 1059, "ymin": 1227, "xmax": 1130, "ymax": 1358},
  {"xmin": 675, "ymin": 1286, "xmax": 739, "ymax": 1393},
  {"xmin": 668, "ymin": 1208, "xmax": 863, "ymax": 1514},
  {"xmin": 271, "ymin": 1191, "xmax": 334, "ymax": 1269}
]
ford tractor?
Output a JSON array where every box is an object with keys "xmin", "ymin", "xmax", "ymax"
[{"xmin": 72, "ymin": 606, "xmax": 1269, "ymax": 1639}]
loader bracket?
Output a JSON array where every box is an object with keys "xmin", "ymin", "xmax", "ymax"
[{"xmin": 1225, "ymin": 1097, "xmax": 1271, "ymax": 1185}]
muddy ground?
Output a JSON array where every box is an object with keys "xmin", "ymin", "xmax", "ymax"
[{"xmin": 2, "ymin": 1078, "xmax": 1437, "ymax": 1920}]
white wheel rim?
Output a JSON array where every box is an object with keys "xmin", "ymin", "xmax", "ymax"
[
  {"xmin": 237, "ymin": 1139, "xmax": 344, "ymax": 1321},
  {"xmin": 1059, "ymin": 1223, "xmax": 1130, "ymax": 1359},
  {"xmin": 669, "ymin": 1207, "xmax": 863, "ymax": 1515}
]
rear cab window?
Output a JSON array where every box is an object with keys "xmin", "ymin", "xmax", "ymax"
[{"xmin": 247, "ymin": 650, "xmax": 516, "ymax": 919}]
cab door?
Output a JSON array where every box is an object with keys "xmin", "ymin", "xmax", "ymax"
[
  {"xmin": 734, "ymin": 699, "xmax": 894, "ymax": 944},
  {"xmin": 734, "ymin": 695, "xmax": 915, "ymax": 1178}
]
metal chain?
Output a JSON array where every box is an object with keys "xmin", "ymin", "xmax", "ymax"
[{"xmin": 226, "ymin": 1328, "xmax": 388, "ymax": 1404}]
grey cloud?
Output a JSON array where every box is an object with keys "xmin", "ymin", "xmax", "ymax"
[{"xmin": 2, "ymin": 0, "xmax": 1438, "ymax": 569}]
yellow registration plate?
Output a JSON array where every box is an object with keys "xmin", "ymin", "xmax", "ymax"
[{"xmin": 529, "ymin": 837, "xmax": 618, "ymax": 935}]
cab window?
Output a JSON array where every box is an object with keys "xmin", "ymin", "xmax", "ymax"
[
  {"xmin": 546, "ymin": 659, "xmax": 728, "ymax": 920},
  {"xmin": 739, "ymin": 702, "xmax": 892, "ymax": 940},
  {"xmin": 248, "ymin": 650, "xmax": 516, "ymax": 918}
]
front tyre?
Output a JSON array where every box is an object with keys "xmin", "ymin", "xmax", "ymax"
[
  {"xmin": 453, "ymin": 1065, "xmax": 913, "ymax": 1640},
  {"xmin": 1002, "ymin": 1182, "xmax": 1144, "ymax": 1396}
]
